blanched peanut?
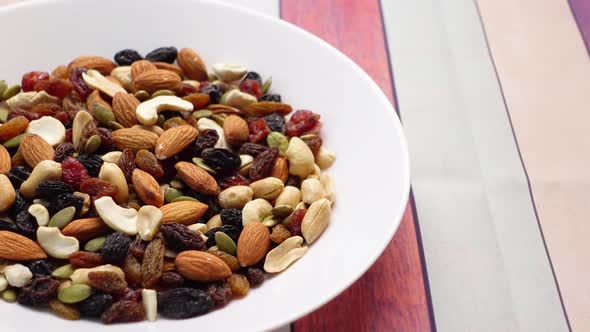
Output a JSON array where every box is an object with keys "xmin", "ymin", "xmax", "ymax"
[{"xmin": 275, "ymin": 186, "xmax": 301, "ymax": 209}]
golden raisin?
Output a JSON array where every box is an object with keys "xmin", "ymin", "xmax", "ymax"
[
  {"xmin": 87, "ymin": 270, "xmax": 128, "ymax": 294},
  {"xmin": 48, "ymin": 299, "xmax": 81, "ymax": 320},
  {"xmin": 163, "ymin": 117, "xmax": 188, "ymax": 130},
  {"xmin": 207, "ymin": 249, "xmax": 240, "ymax": 272},
  {"xmin": 0, "ymin": 116, "xmax": 29, "ymax": 142},
  {"xmin": 226, "ymin": 273, "xmax": 249, "ymax": 297},
  {"xmin": 270, "ymin": 224, "xmax": 291, "ymax": 244}
]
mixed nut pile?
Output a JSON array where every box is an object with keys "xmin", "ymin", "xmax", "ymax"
[{"xmin": 0, "ymin": 46, "xmax": 336, "ymax": 323}]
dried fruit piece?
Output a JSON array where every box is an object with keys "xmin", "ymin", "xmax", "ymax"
[
  {"xmin": 76, "ymin": 154, "xmax": 104, "ymax": 177},
  {"xmin": 62, "ymin": 157, "xmax": 90, "ymax": 190},
  {"xmin": 218, "ymin": 174, "xmax": 249, "ymax": 190},
  {"xmin": 101, "ymin": 300, "xmax": 145, "ymax": 324},
  {"xmin": 88, "ymin": 270, "xmax": 128, "ymax": 294},
  {"xmin": 0, "ymin": 116, "xmax": 29, "ymax": 142},
  {"xmin": 204, "ymin": 225, "xmax": 241, "ymax": 247},
  {"xmin": 160, "ymin": 271, "xmax": 184, "ymax": 288},
  {"xmin": 250, "ymin": 147, "xmax": 279, "ymax": 181},
  {"xmin": 79, "ymin": 293, "xmax": 113, "ymax": 317},
  {"xmin": 226, "ymin": 273, "xmax": 249, "ymax": 297},
  {"xmin": 22, "ymin": 71, "xmax": 50, "ymax": 92},
  {"xmin": 145, "ymin": 46, "xmax": 178, "ymax": 63},
  {"xmin": 286, "ymin": 110, "xmax": 320, "ymax": 136},
  {"xmin": 68, "ymin": 67, "xmax": 93, "ymax": 99},
  {"xmin": 201, "ymin": 148, "xmax": 241, "ymax": 174},
  {"xmin": 36, "ymin": 180, "xmax": 74, "ymax": 199},
  {"xmin": 248, "ymin": 118, "xmax": 270, "ymax": 143},
  {"xmin": 17, "ymin": 276, "xmax": 60, "ymax": 306},
  {"xmin": 245, "ymin": 267, "xmax": 265, "ymax": 287},
  {"xmin": 160, "ymin": 223, "xmax": 205, "ymax": 252},
  {"xmin": 114, "ymin": 49, "xmax": 143, "ymax": 66},
  {"xmin": 69, "ymin": 251, "xmax": 104, "ymax": 268},
  {"xmin": 28, "ymin": 260, "xmax": 53, "ymax": 277},
  {"xmin": 122, "ymin": 254, "xmax": 143, "ymax": 287},
  {"xmin": 80, "ymin": 178, "xmax": 119, "ymax": 200},
  {"xmin": 301, "ymin": 134, "xmax": 323, "ymax": 156},
  {"xmin": 16, "ymin": 209, "xmax": 37, "ymax": 237},
  {"xmin": 193, "ymin": 129, "xmax": 219, "ymax": 156},
  {"xmin": 158, "ymin": 288, "xmax": 213, "ymax": 318},
  {"xmin": 263, "ymin": 113, "xmax": 286, "ymax": 133},
  {"xmin": 101, "ymin": 232, "xmax": 132, "ymax": 264},
  {"xmin": 49, "ymin": 193, "xmax": 84, "ymax": 214},
  {"xmin": 220, "ymin": 208, "xmax": 243, "ymax": 229},
  {"xmin": 206, "ymin": 282, "xmax": 232, "ymax": 307},
  {"xmin": 54, "ymin": 142, "xmax": 75, "ymax": 162},
  {"xmin": 48, "ymin": 299, "xmax": 80, "ymax": 320},
  {"xmin": 117, "ymin": 148, "xmax": 136, "ymax": 182},
  {"xmin": 284, "ymin": 208, "xmax": 306, "ymax": 236},
  {"xmin": 141, "ymin": 237, "xmax": 165, "ymax": 288},
  {"xmin": 238, "ymin": 142, "xmax": 268, "ymax": 157},
  {"xmin": 34, "ymin": 78, "xmax": 73, "ymax": 99},
  {"xmin": 207, "ymin": 249, "xmax": 240, "ymax": 272}
]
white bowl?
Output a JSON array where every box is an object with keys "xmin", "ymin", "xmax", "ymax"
[{"xmin": 0, "ymin": 0, "xmax": 410, "ymax": 330}]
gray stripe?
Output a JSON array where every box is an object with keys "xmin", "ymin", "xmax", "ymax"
[{"xmin": 381, "ymin": 0, "xmax": 567, "ymax": 331}]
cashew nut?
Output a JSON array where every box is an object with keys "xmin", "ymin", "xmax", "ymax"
[
  {"xmin": 28, "ymin": 203, "xmax": 49, "ymax": 226},
  {"xmin": 301, "ymin": 198, "xmax": 331, "ymax": 244},
  {"xmin": 316, "ymin": 146, "xmax": 336, "ymax": 169},
  {"xmin": 4, "ymin": 264, "xmax": 33, "ymax": 287},
  {"xmin": 73, "ymin": 192, "xmax": 91, "ymax": 216},
  {"xmin": 275, "ymin": 186, "xmax": 301, "ymax": 209},
  {"xmin": 136, "ymin": 205, "xmax": 163, "ymax": 241},
  {"xmin": 20, "ymin": 160, "xmax": 62, "ymax": 198},
  {"xmin": 101, "ymin": 151, "xmax": 122, "ymax": 163},
  {"xmin": 37, "ymin": 226, "xmax": 80, "ymax": 259},
  {"xmin": 307, "ymin": 164, "xmax": 321, "ymax": 180},
  {"xmin": 320, "ymin": 173, "xmax": 335, "ymax": 204},
  {"xmin": 136, "ymin": 95, "xmax": 194, "ymax": 126},
  {"xmin": 187, "ymin": 223, "xmax": 208, "ymax": 234},
  {"xmin": 0, "ymin": 174, "xmax": 15, "ymax": 213},
  {"xmin": 82, "ymin": 69, "xmax": 126, "ymax": 97},
  {"xmin": 218, "ymin": 185, "xmax": 253, "ymax": 209},
  {"xmin": 285, "ymin": 137, "xmax": 315, "ymax": 178},
  {"xmin": 0, "ymin": 275, "xmax": 7, "ymax": 292},
  {"xmin": 26, "ymin": 116, "xmax": 66, "ymax": 146},
  {"xmin": 222, "ymin": 89, "xmax": 257, "ymax": 108},
  {"xmin": 197, "ymin": 118, "xmax": 228, "ymax": 149},
  {"xmin": 6, "ymin": 91, "xmax": 57, "ymax": 109},
  {"xmin": 72, "ymin": 111, "xmax": 95, "ymax": 150},
  {"xmin": 301, "ymin": 178, "xmax": 324, "ymax": 204},
  {"xmin": 250, "ymin": 177, "xmax": 284, "ymax": 200},
  {"xmin": 142, "ymin": 289, "xmax": 158, "ymax": 321},
  {"xmin": 70, "ymin": 265, "xmax": 124, "ymax": 285},
  {"xmin": 263, "ymin": 236, "xmax": 308, "ymax": 273},
  {"xmin": 111, "ymin": 66, "xmax": 133, "ymax": 90},
  {"xmin": 211, "ymin": 63, "xmax": 248, "ymax": 82},
  {"xmin": 98, "ymin": 162, "xmax": 129, "ymax": 203},
  {"xmin": 242, "ymin": 198, "xmax": 272, "ymax": 226},
  {"xmin": 94, "ymin": 196, "xmax": 138, "ymax": 235},
  {"xmin": 206, "ymin": 214, "xmax": 222, "ymax": 230}
]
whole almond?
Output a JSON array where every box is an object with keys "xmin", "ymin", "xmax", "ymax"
[
  {"xmin": 0, "ymin": 174, "xmax": 15, "ymax": 212},
  {"xmin": 177, "ymin": 48, "xmax": 208, "ymax": 81},
  {"xmin": 67, "ymin": 55, "xmax": 116, "ymax": 76},
  {"xmin": 112, "ymin": 128, "xmax": 158, "ymax": 152},
  {"xmin": 271, "ymin": 157, "xmax": 289, "ymax": 183},
  {"xmin": 160, "ymin": 201, "xmax": 209, "ymax": 225},
  {"xmin": 237, "ymin": 221, "xmax": 271, "ymax": 267},
  {"xmin": 0, "ymin": 230, "xmax": 47, "ymax": 260},
  {"xmin": 133, "ymin": 69, "xmax": 182, "ymax": 94},
  {"xmin": 132, "ymin": 169, "xmax": 164, "ymax": 207},
  {"xmin": 20, "ymin": 134, "xmax": 55, "ymax": 168},
  {"xmin": 0, "ymin": 145, "xmax": 10, "ymax": 174},
  {"xmin": 175, "ymin": 250, "xmax": 231, "ymax": 282},
  {"xmin": 183, "ymin": 93, "xmax": 211, "ymax": 109},
  {"xmin": 112, "ymin": 92, "xmax": 140, "ymax": 127},
  {"xmin": 153, "ymin": 62, "xmax": 184, "ymax": 77},
  {"xmin": 61, "ymin": 218, "xmax": 110, "ymax": 242},
  {"xmin": 131, "ymin": 60, "xmax": 158, "ymax": 79},
  {"xmin": 155, "ymin": 125, "xmax": 198, "ymax": 160},
  {"xmin": 175, "ymin": 161, "xmax": 220, "ymax": 195},
  {"xmin": 87, "ymin": 90, "xmax": 112, "ymax": 112},
  {"xmin": 223, "ymin": 115, "xmax": 249, "ymax": 146}
]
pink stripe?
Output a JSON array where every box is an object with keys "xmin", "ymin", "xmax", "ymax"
[{"xmin": 569, "ymin": 0, "xmax": 590, "ymax": 52}]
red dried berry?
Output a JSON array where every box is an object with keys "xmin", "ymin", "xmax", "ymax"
[
  {"xmin": 30, "ymin": 103, "xmax": 61, "ymax": 117},
  {"xmin": 34, "ymin": 78, "xmax": 73, "ymax": 99},
  {"xmin": 300, "ymin": 135, "xmax": 323, "ymax": 155},
  {"xmin": 68, "ymin": 67, "xmax": 93, "ymax": 99},
  {"xmin": 8, "ymin": 108, "xmax": 40, "ymax": 121},
  {"xmin": 61, "ymin": 157, "xmax": 90, "ymax": 190},
  {"xmin": 285, "ymin": 209, "xmax": 306, "ymax": 236},
  {"xmin": 248, "ymin": 118, "xmax": 270, "ymax": 143},
  {"xmin": 177, "ymin": 82, "xmax": 199, "ymax": 97},
  {"xmin": 64, "ymin": 129, "xmax": 73, "ymax": 143},
  {"xmin": 239, "ymin": 79, "xmax": 263, "ymax": 99},
  {"xmin": 250, "ymin": 147, "xmax": 279, "ymax": 181},
  {"xmin": 80, "ymin": 178, "xmax": 118, "ymax": 200},
  {"xmin": 217, "ymin": 174, "xmax": 249, "ymax": 190},
  {"xmin": 21, "ymin": 71, "xmax": 50, "ymax": 92},
  {"xmin": 286, "ymin": 110, "xmax": 320, "ymax": 137},
  {"xmin": 96, "ymin": 127, "xmax": 115, "ymax": 150},
  {"xmin": 53, "ymin": 112, "xmax": 70, "ymax": 125}
]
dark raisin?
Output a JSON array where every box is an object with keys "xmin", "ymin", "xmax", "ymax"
[
  {"xmin": 158, "ymin": 288, "xmax": 213, "ymax": 319},
  {"xmin": 245, "ymin": 267, "xmax": 265, "ymax": 287},
  {"xmin": 69, "ymin": 251, "xmax": 104, "ymax": 268},
  {"xmin": 101, "ymin": 300, "xmax": 145, "ymax": 324},
  {"xmin": 54, "ymin": 142, "xmax": 75, "ymax": 162},
  {"xmin": 205, "ymin": 225, "xmax": 241, "ymax": 247},
  {"xmin": 117, "ymin": 149, "xmax": 136, "ymax": 182},
  {"xmin": 76, "ymin": 154, "xmax": 104, "ymax": 177},
  {"xmin": 217, "ymin": 174, "xmax": 249, "ymax": 190},
  {"xmin": 160, "ymin": 272, "xmax": 185, "ymax": 288},
  {"xmin": 160, "ymin": 223, "xmax": 206, "ymax": 252},
  {"xmin": 120, "ymin": 288, "xmax": 143, "ymax": 302},
  {"xmin": 16, "ymin": 209, "xmax": 36, "ymax": 237},
  {"xmin": 202, "ymin": 198, "xmax": 221, "ymax": 222},
  {"xmin": 145, "ymin": 46, "xmax": 178, "ymax": 63},
  {"xmin": 250, "ymin": 147, "xmax": 279, "ymax": 181},
  {"xmin": 17, "ymin": 276, "xmax": 60, "ymax": 306},
  {"xmin": 243, "ymin": 71, "xmax": 262, "ymax": 85},
  {"xmin": 11, "ymin": 191, "xmax": 29, "ymax": 216},
  {"xmin": 286, "ymin": 175, "xmax": 302, "ymax": 188},
  {"xmin": 129, "ymin": 237, "xmax": 148, "ymax": 260},
  {"xmin": 263, "ymin": 113, "xmax": 286, "ymax": 133},
  {"xmin": 68, "ymin": 67, "xmax": 93, "ymax": 99},
  {"xmin": 49, "ymin": 193, "xmax": 84, "ymax": 214},
  {"xmin": 261, "ymin": 94, "xmax": 282, "ymax": 103},
  {"xmin": 0, "ymin": 219, "xmax": 19, "ymax": 233},
  {"xmin": 36, "ymin": 180, "xmax": 74, "ymax": 199},
  {"xmin": 79, "ymin": 293, "xmax": 113, "ymax": 317},
  {"xmin": 301, "ymin": 135, "xmax": 323, "ymax": 156},
  {"xmin": 101, "ymin": 232, "xmax": 132, "ymax": 264},
  {"xmin": 28, "ymin": 260, "xmax": 53, "ymax": 277},
  {"xmin": 114, "ymin": 49, "xmax": 143, "ymax": 66},
  {"xmin": 96, "ymin": 127, "xmax": 115, "ymax": 152},
  {"xmin": 220, "ymin": 209, "xmax": 243, "ymax": 229},
  {"xmin": 199, "ymin": 84, "xmax": 223, "ymax": 104},
  {"xmin": 193, "ymin": 129, "xmax": 219, "ymax": 156},
  {"xmin": 285, "ymin": 209, "xmax": 306, "ymax": 236},
  {"xmin": 206, "ymin": 282, "xmax": 232, "ymax": 307},
  {"xmin": 238, "ymin": 143, "xmax": 268, "ymax": 157},
  {"xmin": 7, "ymin": 166, "xmax": 31, "ymax": 188},
  {"xmin": 201, "ymin": 148, "xmax": 241, "ymax": 174}
]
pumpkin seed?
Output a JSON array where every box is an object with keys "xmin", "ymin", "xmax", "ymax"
[
  {"xmin": 3, "ymin": 133, "xmax": 24, "ymax": 148},
  {"xmin": 151, "ymin": 89, "xmax": 175, "ymax": 98},
  {"xmin": 157, "ymin": 114, "xmax": 166, "ymax": 127},
  {"xmin": 164, "ymin": 188, "xmax": 183, "ymax": 203},
  {"xmin": 171, "ymin": 196, "xmax": 199, "ymax": 203},
  {"xmin": 84, "ymin": 237, "xmax": 107, "ymax": 252},
  {"xmin": 58, "ymin": 284, "xmax": 92, "ymax": 304},
  {"xmin": 83, "ymin": 135, "xmax": 102, "ymax": 154},
  {"xmin": 261, "ymin": 77, "xmax": 272, "ymax": 94},
  {"xmin": 211, "ymin": 114, "xmax": 226, "ymax": 126},
  {"xmin": 48, "ymin": 206, "xmax": 76, "ymax": 229},
  {"xmin": 52, "ymin": 264, "xmax": 75, "ymax": 279},
  {"xmin": 1, "ymin": 289, "xmax": 16, "ymax": 302},
  {"xmin": 215, "ymin": 231, "xmax": 237, "ymax": 255},
  {"xmin": 134, "ymin": 90, "xmax": 150, "ymax": 101},
  {"xmin": 267, "ymin": 132, "xmax": 289, "ymax": 155},
  {"xmin": 272, "ymin": 205, "xmax": 294, "ymax": 219},
  {"xmin": 108, "ymin": 121, "xmax": 125, "ymax": 130},
  {"xmin": 262, "ymin": 215, "xmax": 279, "ymax": 227},
  {"xmin": 192, "ymin": 110, "xmax": 212, "ymax": 119},
  {"xmin": 2, "ymin": 84, "xmax": 21, "ymax": 100},
  {"xmin": 192, "ymin": 157, "xmax": 216, "ymax": 174},
  {"xmin": 91, "ymin": 103, "xmax": 115, "ymax": 125},
  {"xmin": 0, "ymin": 80, "xmax": 7, "ymax": 97},
  {"xmin": 170, "ymin": 179, "xmax": 184, "ymax": 189},
  {"xmin": 0, "ymin": 108, "xmax": 8, "ymax": 123}
]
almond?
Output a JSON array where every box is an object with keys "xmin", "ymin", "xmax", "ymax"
[
  {"xmin": 131, "ymin": 60, "xmax": 157, "ymax": 79},
  {"xmin": 87, "ymin": 90, "xmax": 112, "ymax": 112},
  {"xmin": 153, "ymin": 62, "xmax": 184, "ymax": 77},
  {"xmin": 182, "ymin": 93, "xmax": 210, "ymax": 109},
  {"xmin": 177, "ymin": 48, "xmax": 208, "ymax": 81},
  {"xmin": 61, "ymin": 218, "xmax": 110, "ymax": 242},
  {"xmin": 112, "ymin": 92, "xmax": 140, "ymax": 127},
  {"xmin": 0, "ymin": 174, "xmax": 15, "ymax": 212},
  {"xmin": 271, "ymin": 157, "xmax": 289, "ymax": 183},
  {"xmin": 112, "ymin": 128, "xmax": 158, "ymax": 152},
  {"xmin": 20, "ymin": 134, "xmax": 55, "ymax": 168},
  {"xmin": 175, "ymin": 250, "xmax": 231, "ymax": 282},
  {"xmin": 0, "ymin": 230, "xmax": 47, "ymax": 260},
  {"xmin": 0, "ymin": 145, "xmax": 10, "ymax": 174},
  {"xmin": 160, "ymin": 201, "xmax": 209, "ymax": 225},
  {"xmin": 237, "ymin": 221, "xmax": 271, "ymax": 267},
  {"xmin": 175, "ymin": 161, "xmax": 220, "ymax": 195},
  {"xmin": 223, "ymin": 115, "xmax": 249, "ymax": 146},
  {"xmin": 67, "ymin": 55, "xmax": 116, "ymax": 76},
  {"xmin": 133, "ymin": 69, "xmax": 182, "ymax": 94},
  {"xmin": 155, "ymin": 125, "xmax": 198, "ymax": 160},
  {"xmin": 132, "ymin": 169, "xmax": 164, "ymax": 207}
]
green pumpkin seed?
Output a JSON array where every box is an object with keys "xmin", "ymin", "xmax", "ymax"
[
  {"xmin": 215, "ymin": 232, "xmax": 237, "ymax": 255},
  {"xmin": 134, "ymin": 90, "xmax": 150, "ymax": 101},
  {"xmin": 3, "ymin": 134, "xmax": 24, "ymax": 148},
  {"xmin": 157, "ymin": 114, "xmax": 166, "ymax": 127},
  {"xmin": 92, "ymin": 103, "xmax": 115, "ymax": 125},
  {"xmin": 165, "ymin": 188, "xmax": 184, "ymax": 203},
  {"xmin": 272, "ymin": 205, "xmax": 294, "ymax": 219},
  {"xmin": 171, "ymin": 196, "xmax": 199, "ymax": 203},
  {"xmin": 170, "ymin": 179, "xmax": 184, "ymax": 189},
  {"xmin": 192, "ymin": 110, "xmax": 212, "ymax": 119},
  {"xmin": 108, "ymin": 121, "xmax": 125, "ymax": 130},
  {"xmin": 261, "ymin": 77, "xmax": 272, "ymax": 94},
  {"xmin": 84, "ymin": 237, "xmax": 107, "ymax": 252},
  {"xmin": 51, "ymin": 264, "xmax": 75, "ymax": 279},
  {"xmin": 58, "ymin": 284, "xmax": 92, "ymax": 304},
  {"xmin": 152, "ymin": 89, "xmax": 175, "ymax": 98},
  {"xmin": 267, "ymin": 132, "xmax": 289, "ymax": 155},
  {"xmin": 2, "ymin": 84, "xmax": 21, "ymax": 100},
  {"xmin": 0, "ymin": 108, "xmax": 9, "ymax": 123},
  {"xmin": 262, "ymin": 215, "xmax": 279, "ymax": 227},
  {"xmin": 1, "ymin": 289, "xmax": 16, "ymax": 302},
  {"xmin": 48, "ymin": 206, "xmax": 76, "ymax": 229},
  {"xmin": 83, "ymin": 135, "xmax": 102, "ymax": 154},
  {"xmin": 211, "ymin": 114, "xmax": 226, "ymax": 126},
  {"xmin": 0, "ymin": 80, "xmax": 7, "ymax": 97},
  {"xmin": 192, "ymin": 157, "xmax": 216, "ymax": 174}
]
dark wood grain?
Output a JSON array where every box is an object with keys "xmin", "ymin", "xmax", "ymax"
[{"xmin": 281, "ymin": 0, "xmax": 433, "ymax": 331}]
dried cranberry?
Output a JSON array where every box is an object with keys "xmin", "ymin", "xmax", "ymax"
[
  {"xmin": 193, "ymin": 129, "xmax": 219, "ymax": 156},
  {"xmin": 261, "ymin": 94, "xmax": 282, "ymax": 102},
  {"xmin": 285, "ymin": 209, "xmax": 306, "ymax": 236},
  {"xmin": 286, "ymin": 110, "xmax": 320, "ymax": 137},
  {"xmin": 248, "ymin": 118, "xmax": 270, "ymax": 143},
  {"xmin": 158, "ymin": 288, "xmax": 213, "ymax": 319},
  {"xmin": 8, "ymin": 108, "xmax": 40, "ymax": 121},
  {"xmin": 62, "ymin": 157, "xmax": 90, "ymax": 190},
  {"xmin": 68, "ymin": 67, "xmax": 92, "ymax": 99},
  {"xmin": 53, "ymin": 112, "xmax": 70, "ymax": 125},
  {"xmin": 201, "ymin": 148, "xmax": 241, "ymax": 174},
  {"xmin": 160, "ymin": 223, "xmax": 206, "ymax": 252},
  {"xmin": 250, "ymin": 147, "xmax": 279, "ymax": 181},
  {"xmin": 114, "ymin": 49, "xmax": 143, "ymax": 66},
  {"xmin": 79, "ymin": 293, "xmax": 113, "ymax": 317},
  {"xmin": 177, "ymin": 82, "xmax": 200, "ymax": 97},
  {"xmin": 217, "ymin": 174, "xmax": 249, "ymax": 190},
  {"xmin": 239, "ymin": 79, "xmax": 263, "ymax": 99},
  {"xmin": 21, "ymin": 71, "xmax": 49, "ymax": 92},
  {"xmin": 17, "ymin": 276, "xmax": 60, "ymax": 306},
  {"xmin": 301, "ymin": 135, "xmax": 323, "ymax": 155},
  {"xmin": 145, "ymin": 46, "xmax": 178, "ymax": 63},
  {"xmin": 263, "ymin": 113, "xmax": 286, "ymax": 133}
]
